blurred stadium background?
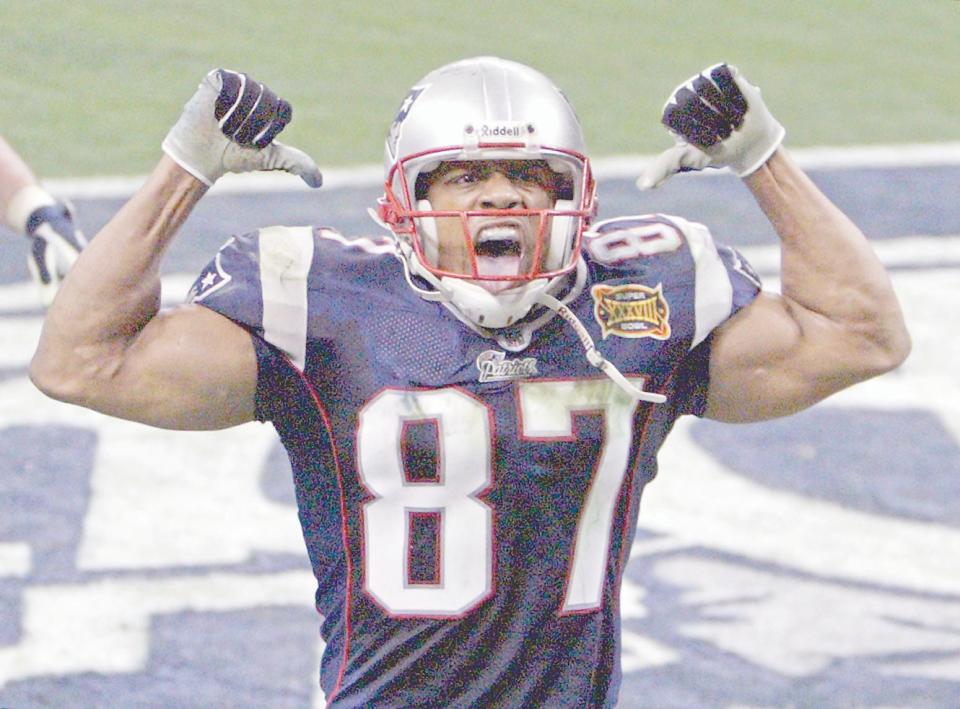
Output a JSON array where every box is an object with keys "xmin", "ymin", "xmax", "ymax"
[
  {"xmin": 1, "ymin": 2, "xmax": 959, "ymax": 707},
  {"xmin": 2, "ymin": 0, "xmax": 959, "ymax": 174}
]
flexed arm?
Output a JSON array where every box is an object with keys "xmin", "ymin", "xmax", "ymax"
[
  {"xmin": 638, "ymin": 65, "xmax": 911, "ymax": 422},
  {"xmin": 30, "ymin": 70, "xmax": 322, "ymax": 429}
]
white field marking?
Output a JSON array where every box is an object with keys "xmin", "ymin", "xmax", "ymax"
[
  {"xmin": 737, "ymin": 233, "xmax": 960, "ymax": 277},
  {"xmin": 0, "ymin": 281, "xmax": 45, "ymax": 313},
  {"xmin": 637, "ymin": 266, "xmax": 960, "ymax": 597},
  {"xmin": 36, "ymin": 143, "xmax": 960, "ymax": 199},
  {"xmin": 629, "ymin": 536, "xmax": 695, "ymax": 559},
  {"xmin": 652, "ymin": 556, "xmax": 960, "ymax": 678},
  {"xmin": 0, "ymin": 570, "xmax": 316, "ymax": 689},
  {"xmin": 619, "ymin": 628, "xmax": 680, "ymax": 673},
  {"xmin": 0, "ymin": 544, "xmax": 31, "ymax": 578},
  {"xmin": 77, "ymin": 417, "xmax": 306, "ymax": 570},
  {"xmin": 617, "ymin": 576, "xmax": 680, "ymax": 672},
  {"xmin": 884, "ymin": 656, "xmax": 960, "ymax": 682},
  {"xmin": 0, "ymin": 370, "xmax": 307, "ymax": 570}
]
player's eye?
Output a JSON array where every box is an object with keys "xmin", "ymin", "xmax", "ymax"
[
  {"xmin": 506, "ymin": 161, "xmax": 551, "ymax": 187},
  {"xmin": 447, "ymin": 168, "xmax": 483, "ymax": 185}
]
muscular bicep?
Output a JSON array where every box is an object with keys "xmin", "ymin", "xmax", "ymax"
[
  {"xmin": 75, "ymin": 305, "xmax": 257, "ymax": 430},
  {"xmin": 703, "ymin": 292, "xmax": 884, "ymax": 422}
]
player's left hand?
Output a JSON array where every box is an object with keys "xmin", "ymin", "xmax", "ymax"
[
  {"xmin": 162, "ymin": 68, "xmax": 323, "ymax": 188},
  {"xmin": 25, "ymin": 201, "xmax": 88, "ymax": 306},
  {"xmin": 636, "ymin": 63, "xmax": 785, "ymax": 190}
]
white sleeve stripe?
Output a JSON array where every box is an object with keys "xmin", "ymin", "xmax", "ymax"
[
  {"xmin": 682, "ymin": 218, "xmax": 734, "ymax": 349},
  {"xmin": 258, "ymin": 225, "xmax": 314, "ymax": 369},
  {"xmin": 317, "ymin": 227, "xmax": 396, "ymax": 254}
]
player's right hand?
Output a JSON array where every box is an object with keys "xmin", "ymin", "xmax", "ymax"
[{"xmin": 162, "ymin": 69, "xmax": 323, "ymax": 188}]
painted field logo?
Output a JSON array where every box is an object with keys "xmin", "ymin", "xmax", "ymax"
[
  {"xmin": 591, "ymin": 283, "xmax": 671, "ymax": 340},
  {"xmin": 476, "ymin": 350, "xmax": 539, "ymax": 382}
]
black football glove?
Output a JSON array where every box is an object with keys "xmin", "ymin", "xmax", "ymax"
[
  {"xmin": 637, "ymin": 63, "xmax": 784, "ymax": 189},
  {"xmin": 162, "ymin": 69, "xmax": 322, "ymax": 188}
]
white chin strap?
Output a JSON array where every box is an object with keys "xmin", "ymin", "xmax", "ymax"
[{"xmin": 415, "ymin": 260, "xmax": 554, "ymax": 329}]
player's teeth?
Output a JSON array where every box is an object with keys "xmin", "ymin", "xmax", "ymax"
[{"xmin": 478, "ymin": 226, "xmax": 520, "ymax": 242}]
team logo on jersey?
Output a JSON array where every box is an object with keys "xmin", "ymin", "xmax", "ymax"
[
  {"xmin": 476, "ymin": 350, "xmax": 539, "ymax": 382},
  {"xmin": 591, "ymin": 283, "xmax": 671, "ymax": 340},
  {"xmin": 187, "ymin": 248, "xmax": 232, "ymax": 303}
]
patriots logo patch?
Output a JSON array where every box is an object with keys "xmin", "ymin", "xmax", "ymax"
[
  {"xmin": 475, "ymin": 350, "xmax": 539, "ymax": 383},
  {"xmin": 187, "ymin": 249, "xmax": 232, "ymax": 303},
  {"xmin": 591, "ymin": 283, "xmax": 671, "ymax": 340}
]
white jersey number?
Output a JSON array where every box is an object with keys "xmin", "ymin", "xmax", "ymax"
[
  {"xmin": 585, "ymin": 219, "xmax": 683, "ymax": 264},
  {"xmin": 357, "ymin": 380, "xmax": 641, "ymax": 617},
  {"xmin": 518, "ymin": 379, "xmax": 641, "ymax": 612},
  {"xmin": 358, "ymin": 388, "xmax": 493, "ymax": 617}
]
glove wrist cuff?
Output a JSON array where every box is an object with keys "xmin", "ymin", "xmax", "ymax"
[
  {"xmin": 734, "ymin": 123, "xmax": 786, "ymax": 176},
  {"xmin": 161, "ymin": 136, "xmax": 217, "ymax": 187},
  {"xmin": 6, "ymin": 184, "xmax": 57, "ymax": 233}
]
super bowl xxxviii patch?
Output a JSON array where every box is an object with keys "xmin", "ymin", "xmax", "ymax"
[{"xmin": 591, "ymin": 283, "xmax": 671, "ymax": 340}]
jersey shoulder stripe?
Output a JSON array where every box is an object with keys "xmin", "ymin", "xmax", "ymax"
[{"xmin": 259, "ymin": 226, "xmax": 314, "ymax": 369}]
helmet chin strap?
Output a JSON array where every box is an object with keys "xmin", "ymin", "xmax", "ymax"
[{"xmin": 535, "ymin": 290, "xmax": 667, "ymax": 404}]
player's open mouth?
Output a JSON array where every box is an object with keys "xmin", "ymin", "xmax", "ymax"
[{"xmin": 474, "ymin": 225, "xmax": 524, "ymax": 278}]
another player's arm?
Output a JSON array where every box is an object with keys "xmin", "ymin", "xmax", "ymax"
[
  {"xmin": 30, "ymin": 157, "xmax": 258, "ymax": 429},
  {"xmin": 30, "ymin": 69, "xmax": 322, "ymax": 430},
  {"xmin": 703, "ymin": 149, "xmax": 910, "ymax": 421}
]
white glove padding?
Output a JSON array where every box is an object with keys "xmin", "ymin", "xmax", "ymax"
[
  {"xmin": 636, "ymin": 63, "xmax": 784, "ymax": 190},
  {"xmin": 162, "ymin": 69, "xmax": 323, "ymax": 188},
  {"xmin": 25, "ymin": 201, "xmax": 88, "ymax": 306}
]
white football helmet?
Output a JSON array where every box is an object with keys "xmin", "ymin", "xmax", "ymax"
[{"xmin": 378, "ymin": 56, "xmax": 596, "ymax": 329}]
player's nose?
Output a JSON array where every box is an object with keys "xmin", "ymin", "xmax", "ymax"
[{"xmin": 478, "ymin": 171, "xmax": 522, "ymax": 209}]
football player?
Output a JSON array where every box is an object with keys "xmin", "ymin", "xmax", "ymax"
[
  {"xmin": 0, "ymin": 134, "xmax": 87, "ymax": 305},
  {"xmin": 30, "ymin": 58, "xmax": 910, "ymax": 706}
]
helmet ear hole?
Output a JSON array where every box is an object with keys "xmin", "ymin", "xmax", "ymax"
[{"xmin": 415, "ymin": 200, "xmax": 439, "ymax": 266}]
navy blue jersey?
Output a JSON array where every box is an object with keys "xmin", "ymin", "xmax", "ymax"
[{"xmin": 189, "ymin": 214, "xmax": 760, "ymax": 707}]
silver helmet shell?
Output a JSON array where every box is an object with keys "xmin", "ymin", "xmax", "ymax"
[{"xmin": 379, "ymin": 56, "xmax": 596, "ymax": 329}]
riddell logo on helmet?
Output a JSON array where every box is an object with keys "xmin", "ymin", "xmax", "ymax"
[{"xmin": 477, "ymin": 123, "xmax": 532, "ymax": 139}]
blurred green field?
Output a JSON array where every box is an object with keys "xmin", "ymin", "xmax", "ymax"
[{"xmin": 1, "ymin": 0, "xmax": 957, "ymax": 177}]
